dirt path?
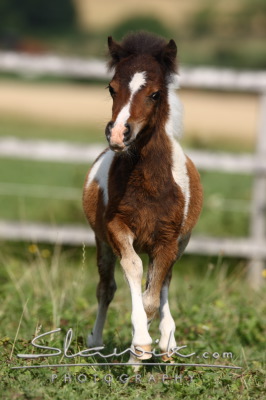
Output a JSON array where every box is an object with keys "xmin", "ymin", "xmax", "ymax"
[{"xmin": 0, "ymin": 80, "xmax": 260, "ymax": 145}]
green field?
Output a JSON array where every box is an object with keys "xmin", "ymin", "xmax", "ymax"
[
  {"xmin": 0, "ymin": 115, "xmax": 265, "ymax": 399},
  {"xmin": 0, "ymin": 115, "xmax": 104, "ymax": 143},
  {"xmin": 0, "ymin": 247, "xmax": 265, "ymax": 399}
]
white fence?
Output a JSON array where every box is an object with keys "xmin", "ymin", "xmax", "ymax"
[
  {"xmin": 1, "ymin": 51, "xmax": 266, "ymax": 91},
  {"xmin": 0, "ymin": 52, "xmax": 265, "ymax": 288}
]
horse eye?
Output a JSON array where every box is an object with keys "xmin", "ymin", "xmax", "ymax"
[
  {"xmin": 108, "ymin": 85, "xmax": 116, "ymax": 98},
  {"xmin": 150, "ymin": 91, "xmax": 160, "ymax": 101}
]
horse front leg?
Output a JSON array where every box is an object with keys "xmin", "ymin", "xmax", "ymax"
[{"xmin": 107, "ymin": 221, "xmax": 152, "ymax": 361}]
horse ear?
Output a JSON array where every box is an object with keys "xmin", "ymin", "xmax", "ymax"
[
  {"xmin": 165, "ymin": 39, "xmax": 177, "ymax": 60},
  {"xmin": 158, "ymin": 39, "xmax": 178, "ymax": 73},
  {"xmin": 108, "ymin": 36, "xmax": 127, "ymax": 69}
]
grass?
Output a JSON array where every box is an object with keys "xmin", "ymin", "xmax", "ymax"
[
  {"xmin": 0, "ymin": 245, "xmax": 265, "ymax": 399},
  {"xmin": 0, "ymin": 114, "xmax": 105, "ymax": 143},
  {"xmin": 195, "ymin": 170, "xmax": 252, "ymax": 238},
  {"xmin": 0, "ymin": 158, "xmax": 87, "ymax": 224}
]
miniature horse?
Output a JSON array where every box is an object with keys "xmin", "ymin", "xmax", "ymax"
[{"xmin": 83, "ymin": 32, "xmax": 203, "ymax": 363}]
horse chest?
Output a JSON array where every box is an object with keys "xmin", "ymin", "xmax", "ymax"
[{"xmin": 106, "ymin": 171, "xmax": 184, "ymax": 247}]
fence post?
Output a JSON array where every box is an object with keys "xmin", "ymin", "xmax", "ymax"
[{"xmin": 248, "ymin": 92, "xmax": 266, "ymax": 288}]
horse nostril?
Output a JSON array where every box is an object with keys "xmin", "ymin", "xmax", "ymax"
[
  {"xmin": 105, "ymin": 121, "xmax": 114, "ymax": 141},
  {"xmin": 123, "ymin": 123, "xmax": 131, "ymax": 142}
]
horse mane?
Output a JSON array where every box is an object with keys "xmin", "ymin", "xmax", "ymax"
[{"xmin": 107, "ymin": 31, "xmax": 178, "ymax": 76}]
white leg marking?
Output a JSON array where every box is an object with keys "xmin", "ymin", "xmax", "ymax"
[
  {"xmin": 86, "ymin": 149, "xmax": 114, "ymax": 205},
  {"xmin": 121, "ymin": 252, "xmax": 152, "ymax": 347},
  {"xmin": 159, "ymin": 284, "xmax": 176, "ymax": 353},
  {"xmin": 170, "ymin": 138, "xmax": 190, "ymax": 222},
  {"xmin": 118, "ymin": 233, "xmax": 152, "ymax": 361}
]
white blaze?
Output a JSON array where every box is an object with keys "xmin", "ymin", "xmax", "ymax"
[
  {"xmin": 114, "ymin": 72, "xmax": 147, "ymax": 130},
  {"xmin": 129, "ymin": 72, "xmax": 147, "ymax": 93}
]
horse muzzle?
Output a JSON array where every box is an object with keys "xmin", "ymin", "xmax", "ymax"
[{"xmin": 105, "ymin": 121, "xmax": 132, "ymax": 152}]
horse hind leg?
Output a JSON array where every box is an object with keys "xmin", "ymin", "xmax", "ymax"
[
  {"xmin": 159, "ymin": 234, "xmax": 191, "ymax": 360},
  {"xmin": 142, "ymin": 240, "xmax": 185, "ymax": 361},
  {"xmin": 143, "ymin": 265, "xmax": 177, "ymax": 362},
  {"xmin": 158, "ymin": 269, "xmax": 177, "ymax": 361},
  {"xmin": 87, "ymin": 238, "xmax": 117, "ymax": 347}
]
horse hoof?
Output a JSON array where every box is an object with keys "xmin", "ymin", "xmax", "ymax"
[
  {"xmin": 161, "ymin": 353, "xmax": 174, "ymax": 362},
  {"xmin": 127, "ymin": 357, "xmax": 142, "ymax": 372},
  {"xmin": 133, "ymin": 344, "xmax": 152, "ymax": 360},
  {"xmin": 87, "ymin": 334, "xmax": 103, "ymax": 348}
]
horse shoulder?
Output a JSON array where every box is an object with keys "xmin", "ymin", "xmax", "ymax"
[{"xmin": 83, "ymin": 149, "xmax": 114, "ymax": 239}]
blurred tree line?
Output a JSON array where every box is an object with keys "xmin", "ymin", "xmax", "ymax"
[
  {"xmin": 189, "ymin": 0, "xmax": 266, "ymax": 39},
  {"xmin": 0, "ymin": 0, "xmax": 76, "ymax": 34},
  {"xmin": 0, "ymin": 0, "xmax": 265, "ymax": 69},
  {"xmin": 0, "ymin": 0, "xmax": 76, "ymax": 51}
]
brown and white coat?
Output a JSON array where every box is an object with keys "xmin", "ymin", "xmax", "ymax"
[{"xmin": 83, "ymin": 32, "xmax": 203, "ymax": 362}]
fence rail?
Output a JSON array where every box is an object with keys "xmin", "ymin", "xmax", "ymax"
[
  {"xmin": 0, "ymin": 220, "xmax": 266, "ymax": 259},
  {"xmin": 0, "ymin": 53, "xmax": 265, "ymax": 287},
  {"xmin": 1, "ymin": 51, "xmax": 266, "ymax": 92},
  {"xmin": 1, "ymin": 137, "xmax": 266, "ymax": 173}
]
